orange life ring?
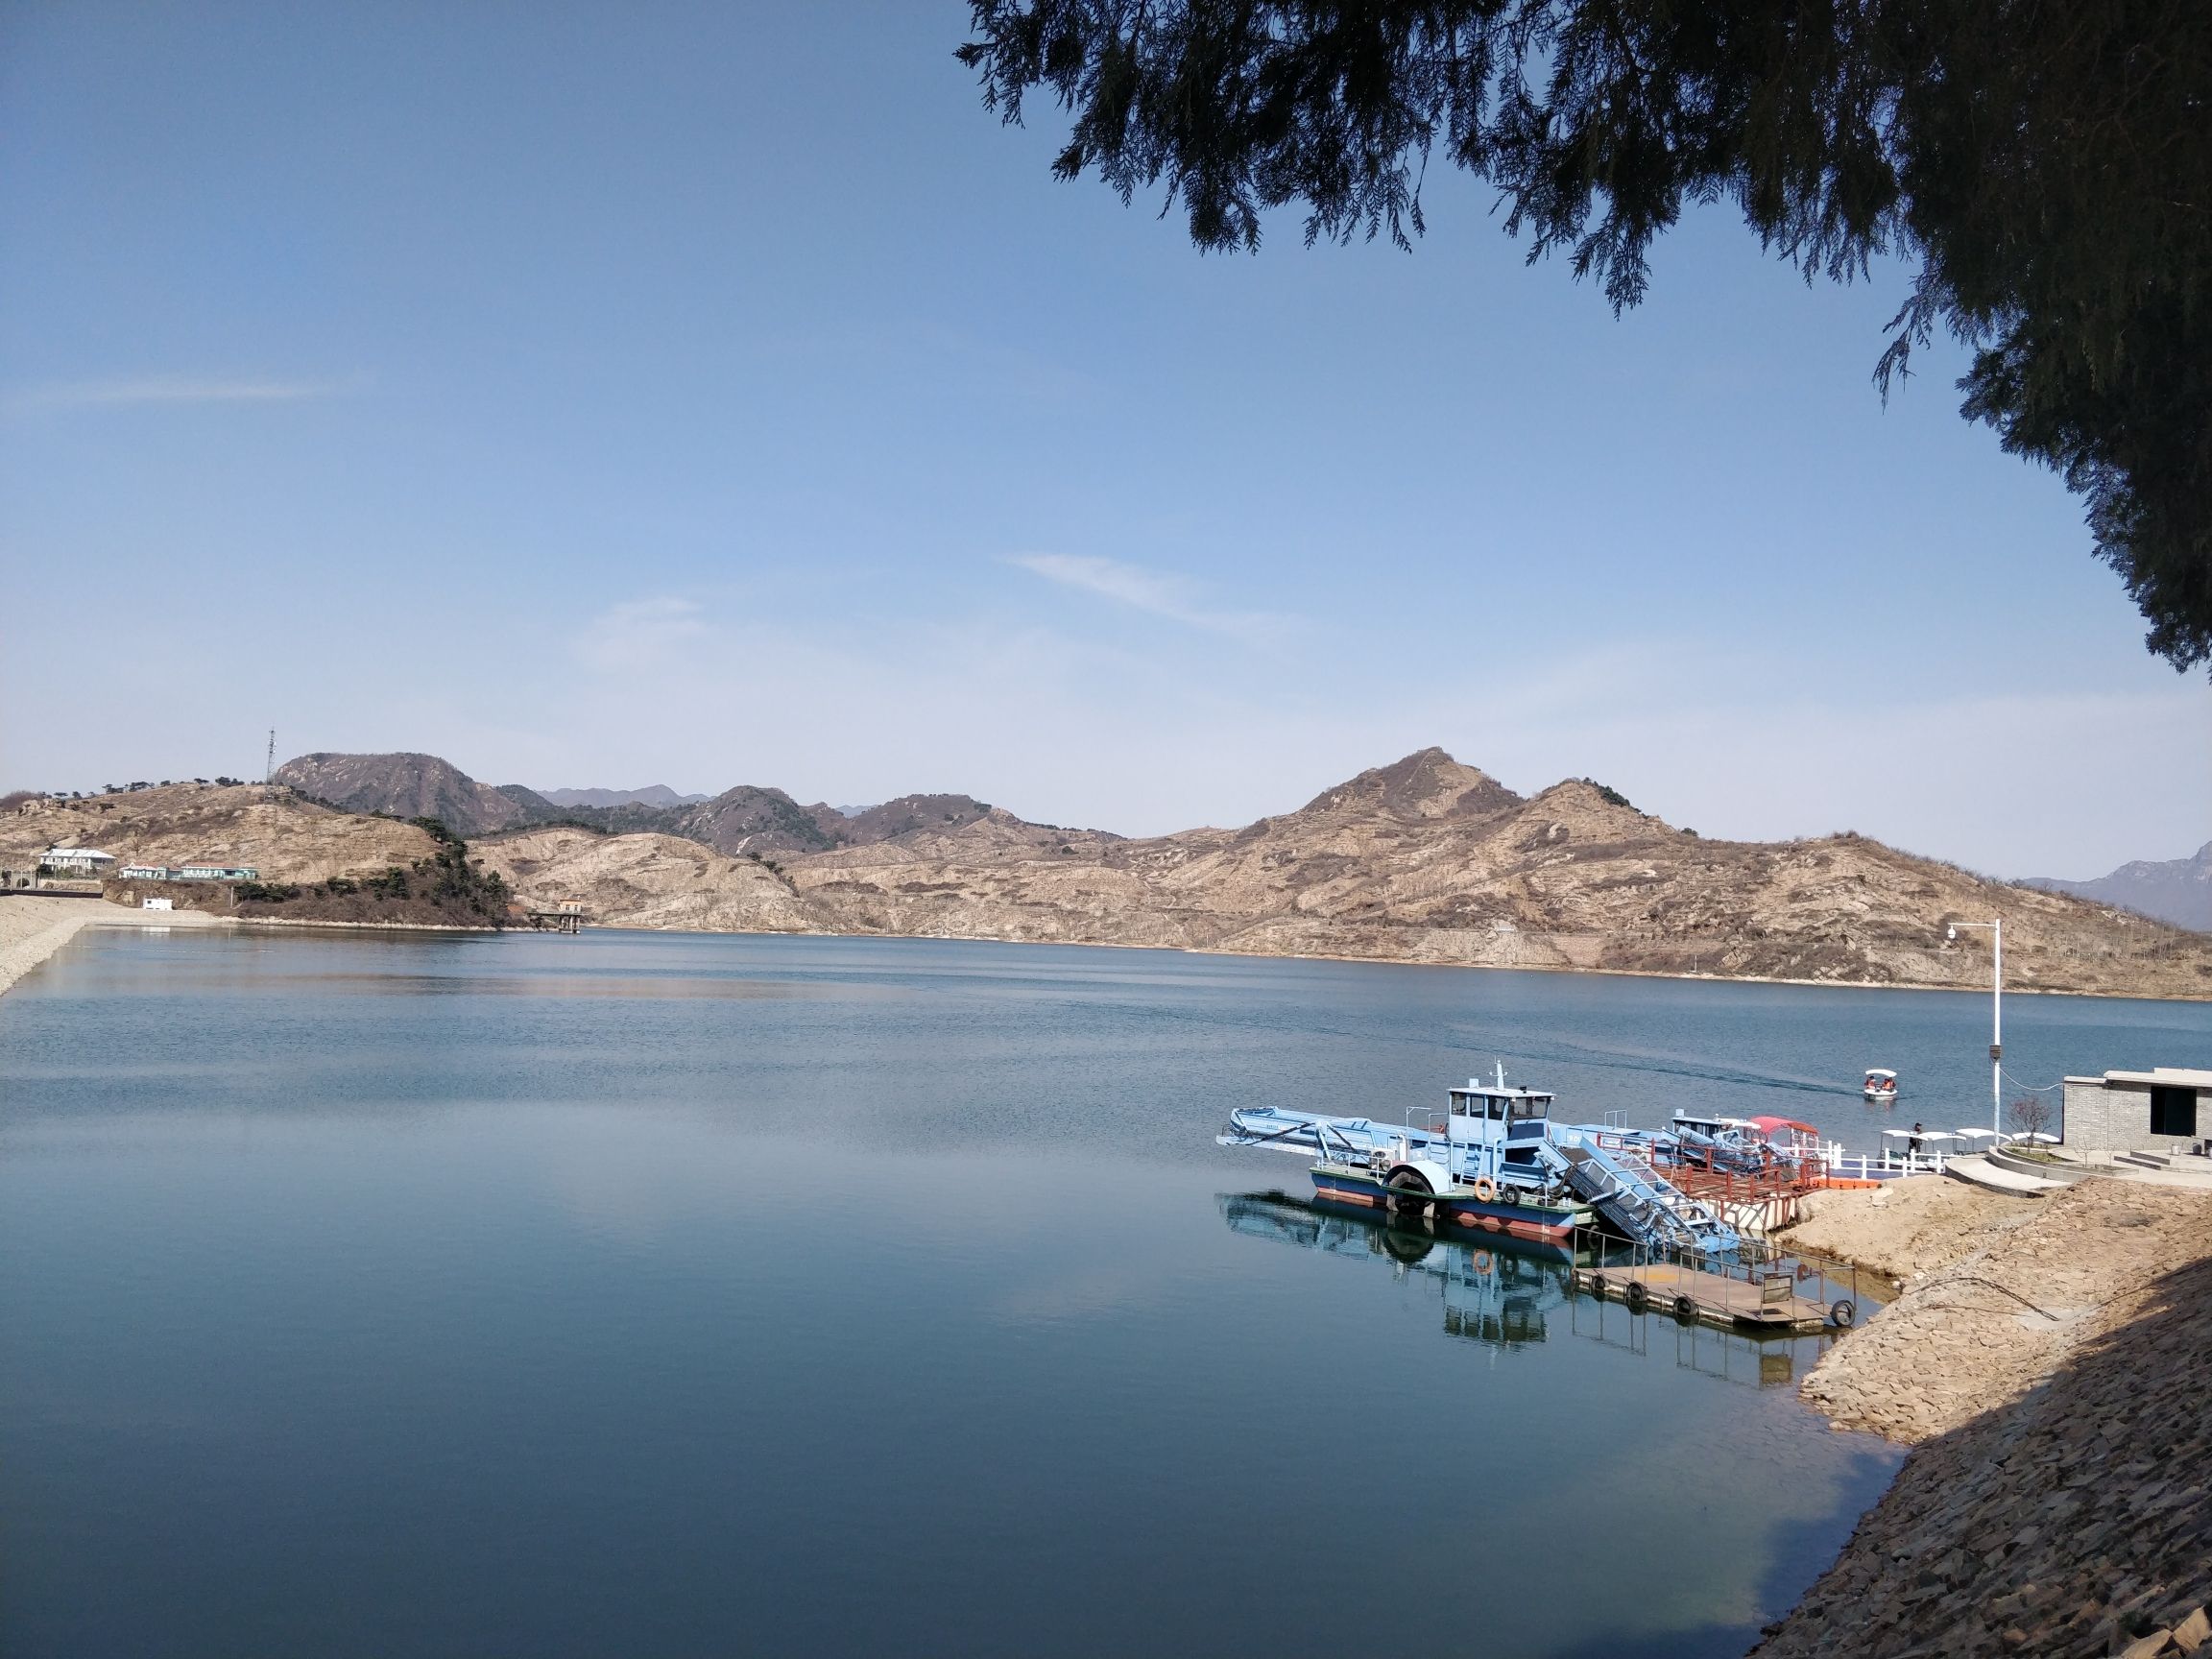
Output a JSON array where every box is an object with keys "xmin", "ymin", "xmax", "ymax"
[
  {"xmin": 1471, "ymin": 1175, "xmax": 1500, "ymax": 1202},
  {"xmin": 1471, "ymin": 1250, "xmax": 1494, "ymax": 1276}
]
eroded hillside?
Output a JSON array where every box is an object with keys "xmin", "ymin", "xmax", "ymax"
[
  {"xmin": 15, "ymin": 753, "xmax": 2207, "ymax": 998},
  {"xmin": 779, "ymin": 749, "xmax": 2212, "ymax": 998},
  {"xmin": 477, "ymin": 828, "xmax": 826, "ymax": 933},
  {"xmin": 4, "ymin": 783, "xmax": 440, "ymax": 880},
  {"xmin": 274, "ymin": 752, "xmax": 543, "ymax": 836}
]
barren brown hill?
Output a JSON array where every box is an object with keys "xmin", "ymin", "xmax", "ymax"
[
  {"xmin": 274, "ymin": 752, "xmax": 544, "ymax": 837},
  {"xmin": 20, "ymin": 753, "xmax": 2209, "ymax": 997},
  {"xmin": 272, "ymin": 752, "xmax": 1102, "ymax": 860},
  {"xmin": 476, "ymin": 827, "xmax": 827, "ymax": 933},
  {"xmin": 779, "ymin": 749, "xmax": 2212, "ymax": 998},
  {"xmin": 837, "ymin": 793, "xmax": 1002, "ymax": 844},
  {"xmin": 633, "ymin": 785, "xmax": 849, "ymax": 857},
  {"xmin": 3, "ymin": 783, "xmax": 441, "ymax": 881}
]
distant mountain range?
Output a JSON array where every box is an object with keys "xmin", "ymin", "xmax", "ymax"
[
  {"xmin": 273, "ymin": 752, "xmax": 1020, "ymax": 860},
  {"xmin": 540, "ymin": 785, "xmax": 709, "ymax": 809},
  {"xmin": 2027, "ymin": 843, "xmax": 2212, "ymax": 932},
  {"xmin": 229, "ymin": 745, "xmax": 2212, "ymax": 998}
]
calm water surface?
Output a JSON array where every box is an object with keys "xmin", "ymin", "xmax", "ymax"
[{"xmin": 6, "ymin": 928, "xmax": 2206, "ymax": 1657}]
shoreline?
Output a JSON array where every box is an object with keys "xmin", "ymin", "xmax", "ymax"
[
  {"xmin": 1757, "ymin": 1176, "xmax": 2212, "ymax": 1654},
  {"xmin": 0, "ymin": 897, "xmax": 226, "ymax": 998},
  {"xmin": 228, "ymin": 916, "xmax": 503, "ymax": 934},
  {"xmin": 10, "ymin": 902, "xmax": 2204, "ymax": 1007},
  {"xmin": 568, "ymin": 920, "xmax": 2212, "ymax": 1004}
]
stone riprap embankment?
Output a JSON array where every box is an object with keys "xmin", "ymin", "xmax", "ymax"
[
  {"xmin": 1754, "ymin": 1179, "xmax": 2212, "ymax": 1657},
  {"xmin": 1786, "ymin": 1176, "xmax": 2043, "ymax": 1285},
  {"xmin": 0, "ymin": 895, "xmax": 219, "ymax": 997}
]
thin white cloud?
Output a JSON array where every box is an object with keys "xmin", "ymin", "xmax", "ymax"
[
  {"xmin": 8, "ymin": 375, "xmax": 352, "ymax": 411},
  {"xmin": 1005, "ymin": 552, "xmax": 1291, "ymax": 639},
  {"xmin": 573, "ymin": 596, "xmax": 714, "ymax": 673}
]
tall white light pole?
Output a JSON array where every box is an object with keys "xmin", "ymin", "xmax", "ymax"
[{"xmin": 1947, "ymin": 919, "xmax": 2003, "ymax": 1136}]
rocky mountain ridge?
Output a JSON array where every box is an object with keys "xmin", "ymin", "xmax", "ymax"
[
  {"xmin": 273, "ymin": 752, "xmax": 550, "ymax": 837},
  {"xmin": 540, "ymin": 785, "xmax": 708, "ymax": 809},
  {"xmin": 2029, "ymin": 841, "xmax": 2212, "ymax": 933},
  {"xmin": 756, "ymin": 747, "xmax": 2208, "ymax": 996},
  {"xmin": 17, "ymin": 752, "xmax": 2211, "ymax": 998},
  {"xmin": 273, "ymin": 752, "xmax": 1015, "ymax": 859}
]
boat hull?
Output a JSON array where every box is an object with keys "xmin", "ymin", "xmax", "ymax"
[{"xmin": 1310, "ymin": 1166, "xmax": 1588, "ymax": 1244}]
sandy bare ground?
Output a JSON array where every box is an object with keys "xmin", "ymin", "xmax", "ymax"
[
  {"xmin": 0, "ymin": 896, "xmax": 221, "ymax": 998},
  {"xmin": 1789, "ymin": 1177, "xmax": 2212, "ymax": 1443},
  {"xmin": 1785, "ymin": 1175, "xmax": 2044, "ymax": 1284}
]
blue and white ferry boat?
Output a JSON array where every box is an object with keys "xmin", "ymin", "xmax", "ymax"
[{"xmin": 1218, "ymin": 1066, "xmax": 1742, "ymax": 1254}]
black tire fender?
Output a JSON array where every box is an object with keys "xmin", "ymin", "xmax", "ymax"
[
  {"xmin": 1830, "ymin": 1298, "xmax": 1857, "ymax": 1330},
  {"xmin": 1386, "ymin": 1166, "xmax": 1433, "ymax": 1216}
]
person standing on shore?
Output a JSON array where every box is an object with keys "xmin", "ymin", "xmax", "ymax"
[{"xmin": 1908, "ymin": 1122, "xmax": 1924, "ymax": 1160}]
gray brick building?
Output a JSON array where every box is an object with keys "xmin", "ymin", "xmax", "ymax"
[{"xmin": 2060, "ymin": 1068, "xmax": 2212, "ymax": 1155}]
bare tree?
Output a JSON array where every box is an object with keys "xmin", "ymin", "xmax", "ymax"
[{"xmin": 2009, "ymin": 1094, "xmax": 2056, "ymax": 1144}]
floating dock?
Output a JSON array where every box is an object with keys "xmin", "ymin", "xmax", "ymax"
[{"xmin": 1572, "ymin": 1258, "xmax": 1853, "ymax": 1334}]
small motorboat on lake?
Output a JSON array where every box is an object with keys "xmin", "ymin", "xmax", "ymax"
[{"xmin": 1863, "ymin": 1069, "xmax": 1899, "ymax": 1103}]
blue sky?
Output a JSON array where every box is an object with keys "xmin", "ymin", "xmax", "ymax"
[{"xmin": 3, "ymin": 1, "xmax": 2204, "ymax": 878}]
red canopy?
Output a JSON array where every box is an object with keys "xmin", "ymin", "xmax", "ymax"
[{"xmin": 1748, "ymin": 1116, "xmax": 1819, "ymax": 1139}]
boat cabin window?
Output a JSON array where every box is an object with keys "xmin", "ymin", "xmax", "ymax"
[{"xmin": 1451, "ymin": 1093, "xmax": 1551, "ymax": 1120}]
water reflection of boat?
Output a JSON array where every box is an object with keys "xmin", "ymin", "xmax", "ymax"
[
  {"xmin": 1219, "ymin": 1190, "xmax": 1565, "ymax": 1352},
  {"xmin": 1222, "ymin": 1189, "xmax": 1848, "ymax": 1387}
]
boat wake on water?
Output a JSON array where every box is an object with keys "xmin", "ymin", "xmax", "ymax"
[{"xmin": 1438, "ymin": 1028, "xmax": 1864, "ymax": 1100}]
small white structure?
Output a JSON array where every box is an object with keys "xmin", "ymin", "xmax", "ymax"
[
  {"xmin": 39, "ymin": 847, "xmax": 116, "ymax": 874},
  {"xmin": 1877, "ymin": 1127, "xmax": 1961, "ymax": 1172},
  {"xmin": 2061, "ymin": 1069, "xmax": 2211, "ymax": 1154},
  {"xmin": 121, "ymin": 864, "xmax": 176, "ymax": 881},
  {"xmin": 141, "ymin": 897, "xmax": 173, "ymax": 911}
]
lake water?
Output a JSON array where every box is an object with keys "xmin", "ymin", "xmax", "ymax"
[{"xmin": 5, "ymin": 927, "xmax": 2206, "ymax": 1658}]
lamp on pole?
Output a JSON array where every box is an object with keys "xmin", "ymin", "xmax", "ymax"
[{"xmin": 1946, "ymin": 919, "xmax": 2003, "ymax": 1136}]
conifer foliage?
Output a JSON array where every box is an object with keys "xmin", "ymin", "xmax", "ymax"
[{"xmin": 961, "ymin": 1, "xmax": 2212, "ymax": 666}]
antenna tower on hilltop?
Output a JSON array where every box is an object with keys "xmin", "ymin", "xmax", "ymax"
[{"xmin": 264, "ymin": 729, "xmax": 276, "ymax": 799}]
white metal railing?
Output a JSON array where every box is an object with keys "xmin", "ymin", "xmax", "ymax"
[{"xmin": 1817, "ymin": 1140, "xmax": 1960, "ymax": 1179}]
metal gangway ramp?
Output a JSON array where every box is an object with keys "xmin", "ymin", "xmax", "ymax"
[{"xmin": 1546, "ymin": 1139, "xmax": 1742, "ymax": 1255}]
